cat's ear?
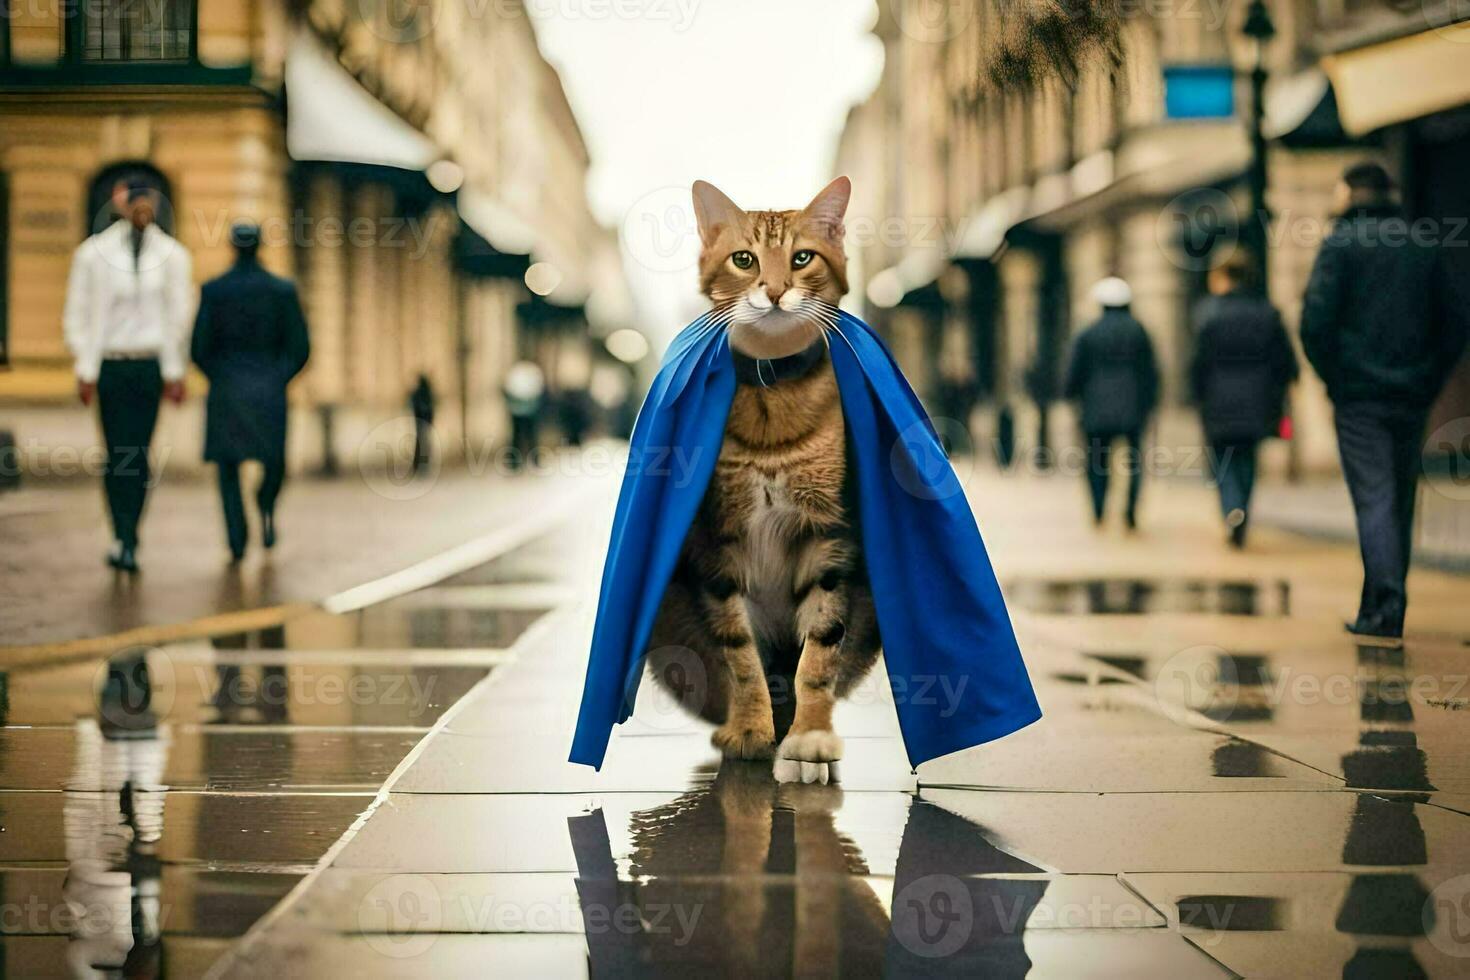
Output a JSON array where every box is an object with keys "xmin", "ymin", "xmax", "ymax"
[
  {"xmin": 692, "ymin": 180, "xmax": 744, "ymax": 245},
  {"xmin": 803, "ymin": 176, "xmax": 851, "ymax": 241}
]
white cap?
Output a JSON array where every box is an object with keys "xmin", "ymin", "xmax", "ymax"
[{"xmin": 1091, "ymin": 277, "xmax": 1132, "ymax": 309}]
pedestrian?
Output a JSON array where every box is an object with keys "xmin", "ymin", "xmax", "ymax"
[
  {"xmin": 1301, "ymin": 161, "xmax": 1468, "ymax": 639},
  {"xmin": 409, "ymin": 374, "xmax": 436, "ymax": 474},
  {"xmin": 556, "ymin": 385, "xmax": 592, "ymax": 448},
  {"xmin": 190, "ymin": 223, "xmax": 310, "ymax": 562},
  {"xmin": 1063, "ymin": 277, "xmax": 1160, "ymax": 529},
  {"xmin": 1189, "ymin": 252, "xmax": 1299, "ymax": 548},
  {"xmin": 63, "ymin": 181, "xmax": 193, "ymax": 573},
  {"xmin": 503, "ymin": 360, "xmax": 546, "ymax": 470}
]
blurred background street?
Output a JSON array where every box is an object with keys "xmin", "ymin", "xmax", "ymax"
[{"xmin": 1, "ymin": 0, "xmax": 1469, "ymax": 975}]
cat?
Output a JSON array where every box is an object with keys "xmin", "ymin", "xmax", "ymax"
[{"xmin": 645, "ymin": 176, "xmax": 882, "ymax": 772}]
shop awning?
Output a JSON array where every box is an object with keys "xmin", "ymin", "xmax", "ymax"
[
  {"xmin": 285, "ymin": 29, "xmax": 440, "ymax": 170},
  {"xmin": 457, "ymin": 187, "xmax": 539, "ymax": 257},
  {"xmin": 1325, "ymin": 23, "xmax": 1470, "ymax": 136}
]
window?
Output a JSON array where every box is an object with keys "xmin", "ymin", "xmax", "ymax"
[{"xmin": 81, "ymin": 0, "xmax": 193, "ymax": 64}]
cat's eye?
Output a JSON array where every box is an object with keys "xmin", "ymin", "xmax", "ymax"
[
  {"xmin": 793, "ymin": 250, "xmax": 815, "ymax": 268},
  {"xmin": 731, "ymin": 251, "xmax": 755, "ymax": 270}
]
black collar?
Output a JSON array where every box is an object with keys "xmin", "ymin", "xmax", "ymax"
[{"xmin": 732, "ymin": 338, "xmax": 828, "ymax": 387}]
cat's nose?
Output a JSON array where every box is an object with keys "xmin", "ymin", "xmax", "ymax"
[{"xmin": 763, "ymin": 282, "xmax": 787, "ymax": 303}]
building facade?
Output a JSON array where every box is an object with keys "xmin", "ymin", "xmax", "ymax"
[
  {"xmin": 837, "ymin": 0, "xmax": 1470, "ymax": 475},
  {"xmin": 0, "ymin": 0, "xmax": 626, "ymax": 477}
]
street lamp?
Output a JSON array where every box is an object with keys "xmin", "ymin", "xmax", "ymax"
[{"xmin": 1241, "ymin": 0, "xmax": 1276, "ymax": 295}]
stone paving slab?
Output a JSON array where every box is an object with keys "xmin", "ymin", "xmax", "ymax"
[{"xmin": 1123, "ymin": 870, "xmax": 1469, "ymax": 978}]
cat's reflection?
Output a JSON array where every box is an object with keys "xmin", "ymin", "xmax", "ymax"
[{"xmin": 570, "ymin": 761, "xmax": 1044, "ymax": 977}]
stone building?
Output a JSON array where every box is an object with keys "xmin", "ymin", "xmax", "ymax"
[
  {"xmin": 0, "ymin": 0, "xmax": 627, "ymax": 476},
  {"xmin": 837, "ymin": 0, "xmax": 1470, "ymax": 475}
]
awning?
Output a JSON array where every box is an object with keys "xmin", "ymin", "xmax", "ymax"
[
  {"xmin": 954, "ymin": 187, "xmax": 1030, "ymax": 260},
  {"xmin": 1325, "ymin": 23, "xmax": 1470, "ymax": 136},
  {"xmin": 457, "ymin": 187, "xmax": 539, "ymax": 257},
  {"xmin": 285, "ymin": 29, "xmax": 440, "ymax": 169}
]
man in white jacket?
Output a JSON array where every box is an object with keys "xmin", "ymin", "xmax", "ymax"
[{"xmin": 64, "ymin": 181, "xmax": 193, "ymax": 572}]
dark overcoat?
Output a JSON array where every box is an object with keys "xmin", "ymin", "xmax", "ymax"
[
  {"xmin": 1189, "ymin": 290, "xmax": 1299, "ymax": 443},
  {"xmin": 190, "ymin": 261, "xmax": 310, "ymax": 463},
  {"xmin": 1062, "ymin": 308, "xmax": 1160, "ymax": 435}
]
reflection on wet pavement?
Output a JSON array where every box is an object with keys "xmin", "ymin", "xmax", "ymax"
[
  {"xmin": 0, "ymin": 533, "xmax": 559, "ymax": 978},
  {"xmin": 1007, "ymin": 577, "xmax": 1291, "ymax": 615}
]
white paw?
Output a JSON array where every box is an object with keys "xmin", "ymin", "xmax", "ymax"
[
  {"xmin": 773, "ymin": 758, "xmax": 841, "ymax": 784},
  {"xmin": 773, "ymin": 730, "xmax": 843, "ymax": 784},
  {"xmin": 778, "ymin": 730, "xmax": 844, "ymax": 762}
]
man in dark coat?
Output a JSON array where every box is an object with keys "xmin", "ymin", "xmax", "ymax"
[
  {"xmin": 190, "ymin": 224, "xmax": 310, "ymax": 560},
  {"xmin": 1063, "ymin": 277, "xmax": 1160, "ymax": 529},
  {"xmin": 1301, "ymin": 162, "xmax": 1469, "ymax": 639},
  {"xmin": 1190, "ymin": 252, "xmax": 1298, "ymax": 548}
]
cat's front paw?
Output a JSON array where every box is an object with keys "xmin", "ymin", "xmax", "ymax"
[
  {"xmin": 712, "ymin": 722, "xmax": 776, "ymax": 760},
  {"xmin": 778, "ymin": 729, "xmax": 844, "ymax": 762},
  {"xmin": 773, "ymin": 730, "xmax": 844, "ymax": 784}
]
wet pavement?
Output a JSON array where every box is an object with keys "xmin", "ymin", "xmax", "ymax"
[
  {"xmin": 2, "ymin": 466, "xmax": 1468, "ymax": 977},
  {"xmin": 0, "ymin": 463, "xmax": 597, "ymax": 654},
  {"xmin": 0, "ymin": 502, "xmax": 579, "ymax": 977}
]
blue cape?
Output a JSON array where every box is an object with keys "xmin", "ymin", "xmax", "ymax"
[{"xmin": 569, "ymin": 310, "xmax": 1041, "ymax": 770}]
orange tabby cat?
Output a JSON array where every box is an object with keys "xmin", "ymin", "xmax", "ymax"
[{"xmin": 646, "ymin": 177, "xmax": 881, "ymax": 774}]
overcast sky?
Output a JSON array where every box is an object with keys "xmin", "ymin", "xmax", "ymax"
[{"xmin": 528, "ymin": 1, "xmax": 885, "ymax": 344}]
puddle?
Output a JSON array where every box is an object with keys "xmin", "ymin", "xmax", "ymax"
[
  {"xmin": 1006, "ymin": 578, "xmax": 1291, "ymax": 615},
  {"xmin": 0, "ymin": 533, "xmax": 564, "ymax": 978}
]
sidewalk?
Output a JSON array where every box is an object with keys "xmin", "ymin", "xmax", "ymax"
[
  {"xmin": 205, "ymin": 467, "xmax": 1470, "ymax": 978},
  {"xmin": 0, "ymin": 452, "xmax": 615, "ymax": 656},
  {"xmin": 1251, "ymin": 474, "xmax": 1470, "ymax": 572}
]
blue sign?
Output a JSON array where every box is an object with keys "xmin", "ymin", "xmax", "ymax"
[{"xmin": 1164, "ymin": 64, "xmax": 1236, "ymax": 120}]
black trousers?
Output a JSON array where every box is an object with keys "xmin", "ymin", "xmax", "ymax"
[
  {"xmin": 97, "ymin": 359, "xmax": 163, "ymax": 549},
  {"xmin": 1334, "ymin": 402, "xmax": 1427, "ymax": 632},
  {"xmin": 217, "ymin": 458, "xmax": 285, "ymax": 554},
  {"xmin": 509, "ymin": 415, "xmax": 538, "ymax": 468},
  {"xmin": 1085, "ymin": 430, "xmax": 1143, "ymax": 523}
]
